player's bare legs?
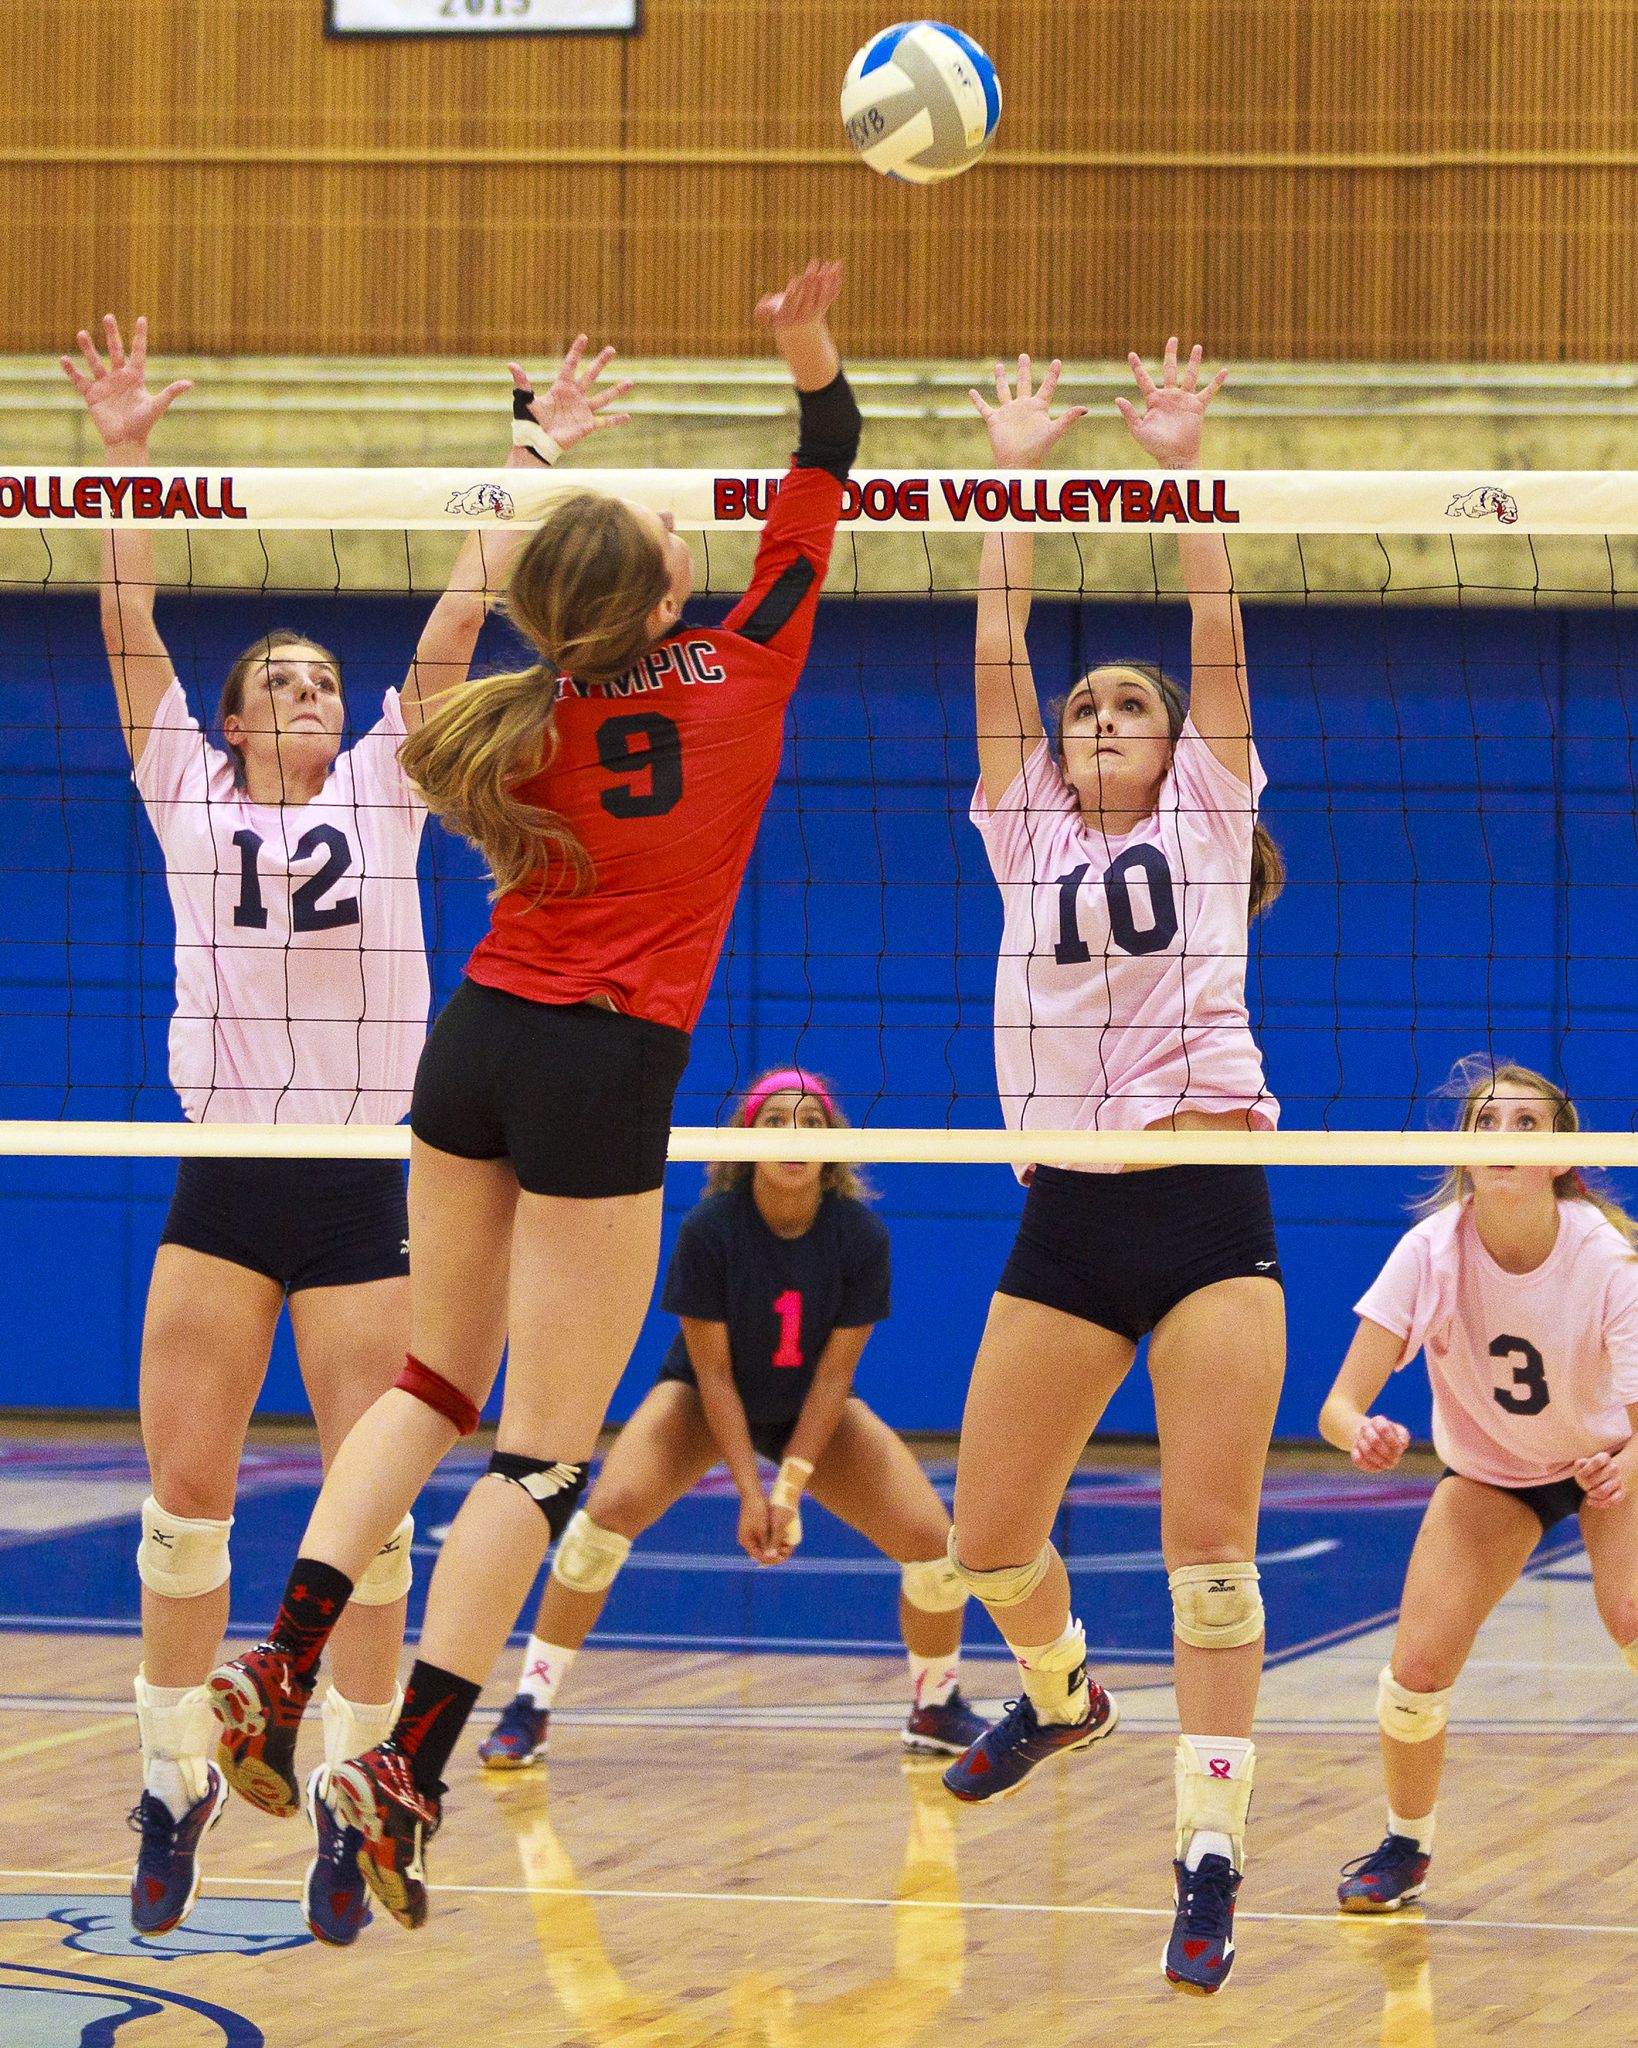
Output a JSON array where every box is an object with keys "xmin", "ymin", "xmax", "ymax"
[{"xmin": 1578, "ymin": 1485, "xmax": 1638, "ymax": 1653}]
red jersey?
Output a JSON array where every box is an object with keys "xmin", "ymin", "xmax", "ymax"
[{"xmin": 465, "ymin": 463, "xmax": 843, "ymax": 1032}]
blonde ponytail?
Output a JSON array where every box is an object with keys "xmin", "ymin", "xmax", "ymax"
[{"xmin": 400, "ymin": 491, "xmax": 672, "ymax": 900}]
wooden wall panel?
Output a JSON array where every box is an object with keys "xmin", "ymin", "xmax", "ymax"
[{"xmin": 7, "ymin": 0, "xmax": 1638, "ymax": 361}]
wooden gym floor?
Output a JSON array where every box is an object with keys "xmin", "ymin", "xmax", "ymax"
[{"xmin": 2, "ymin": 1441, "xmax": 1634, "ymax": 2046}]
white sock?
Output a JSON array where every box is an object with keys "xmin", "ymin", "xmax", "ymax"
[
  {"xmin": 1388, "ymin": 1806, "xmax": 1436, "ymax": 1854},
  {"xmin": 321, "ymin": 1683, "xmax": 402, "ymax": 1780},
  {"xmin": 519, "ymin": 1636, "xmax": 577, "ymax": 1711},
  {"xmin": 1008, "ymin": 1618, "xmax": 1091, "ymax": 1727},
  {"xmin": 134, "ymin": 1670, "xmax": 214, "ymax": 1818},
  {"xmin": 1180, "ymin": 1733, "xmax": 1255, "ymax": 1871},
  {"xmin": 907, "ymin": 1651, "xmax": 960, "ymax": 1711}
]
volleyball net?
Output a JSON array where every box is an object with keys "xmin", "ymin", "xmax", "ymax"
[{"xmin": 2, "ymin": 463, "xmax": 1637, "ymax": 1167}]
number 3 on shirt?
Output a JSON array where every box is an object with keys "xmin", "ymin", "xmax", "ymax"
[
  {"xmin": 1053, "ymin": 847, "xmax": 1180, "ymax": 962},
  {"xmin": 772, "ymin": 1289, "xmax": 803, "ymax": 1369},
  {"xmin": 1490, "ymin": 1333, "xmax": 1549, "ymax": 1416}
]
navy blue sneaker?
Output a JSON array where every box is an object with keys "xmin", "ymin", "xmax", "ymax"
[
  {"xmin": 477, "ymin": 1695, "xmax": 549, "ymax": 1769},
  {"xmin": 128, "ymin": 1766, "xmax": 229, "ymax": 1935},
  {"xmin": 1164, "ymin": 1853, "xmax": 1242, "ymax": 1995},
  {"xmin": 941, "ymin": 1677, "xmax": 1117, "ymax": 1802},
  {"xmin": 902, "ymin": 1687, "xmax": 991, "ymax": 1757},
  {"xmin": 304, "ymin": 1766, "xmax": 373, "ymax": 1946},
  {"xmin": 1338, "ymin": 1834, "xmax": 1431, "ymax": 1913}
]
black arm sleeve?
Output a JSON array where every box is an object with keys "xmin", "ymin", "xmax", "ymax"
[{"xmin": 794, "ymin": 370, "xmax": 862, "ymax": 484}]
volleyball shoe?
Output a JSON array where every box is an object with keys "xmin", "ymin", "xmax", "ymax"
[
  {"xmin": 901, "ymin": 1687, "xmax": 991, "ymax": 1757},
  {"xmin": 940, "ymin": 1678, "xmax": 1118, "ymax": 1800},
  {"xmin": 128, "ymin": 1766, "xmax": 229, "ymax": 1935},
  {"xmin": 206, "ymin": 1644, "xmax": 313, "ymax": 1818},
  {"xmin": 1163, "ymin": 1853, "xmax": 1242, "ymax": 1995},
  {"xmin": 303, "ymin": 1766, "xmax": 373, "ymax": 1946},
  {"xmin": 1337, "ymin": 1834, "xmax": 1431, "ymax": 1912},
  {"xmin": 327, "ymin": 1742, "xmax": 441, "ymax": 1932},
  {"xmin": 477, "ymin": 1695, "xmax": 549, "ymax": 1768}
]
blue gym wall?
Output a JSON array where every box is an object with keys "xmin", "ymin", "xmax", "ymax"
[{"xmin": 2, "ymin": 585, "xmax": 1633, "ymax": 1441}]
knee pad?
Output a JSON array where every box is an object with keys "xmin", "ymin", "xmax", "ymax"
[
  {"xmin": 487, "ymin": 1454, "xmax": 589, "ymax": 1538},
  {"xmin": 945, "ymin": 1527, "xmax": 1051, "ymax": 1610},
  {"xmin": 900, "ymin": 1554, "xmax": 968, "ymax": 1615},
  {"xmin": 136, "ymin": 1494, "xmax": 233, "ymax": 1600},
  {"xmin": 1175, "ymin": 1733, "xmax": 1255, "ymax": 1867},
  {"xmin": 351, "ymin": 1514, "xmax": 414, "ymax": 1606},
  {"xmin": 1169, "ymin": 1562, "xmax": 1264, "ymax": 1650},
  {"xmin": 1376, "ymin": 1665, "xmax": 1453, "ymax": 1744},
  {"xmin": 551, "ymin": 1509, "xmax": 632, "ymax": 1595},
  {"xmin": 395, "ymin": 1354, "xmax": 480, "ymax": 1437}
]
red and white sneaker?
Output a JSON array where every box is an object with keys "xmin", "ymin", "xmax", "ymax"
[
  {"xmin": 206, "ymin": 1644, "xmax": 313, "ymax": 1819},
  {"xmin": 327, "ymin": 1742, "xmax": 442, "ymax": 1932}
]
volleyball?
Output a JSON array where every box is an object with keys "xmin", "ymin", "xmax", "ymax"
[{"xmin": 840, "ymin": 22, "xmax": 1001, "ymax": 184}]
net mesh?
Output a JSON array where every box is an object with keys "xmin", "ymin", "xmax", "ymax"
[{"xmin": 2, "ymin": 465, "xmax": 1637, "ymax": 1164}]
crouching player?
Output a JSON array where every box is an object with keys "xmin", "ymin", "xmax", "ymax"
[
  {"xmin": 1320, "ymin": 1060, "xmax": 1638, "ymax": 1911},
  {"xmin": 479, "ymin": 1069, "xmax": 989, "ymax": 1765}
]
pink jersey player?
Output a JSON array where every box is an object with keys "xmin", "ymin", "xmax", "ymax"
[
  {"xmin": 941, "ymin": 341, "xmax": 1288, "ymax": 1998},
  {"xmin": 1321, "ymin": 1058, "xmax": 1638, "ymax": 1916},
  {"xmin": 62, "ymin": 309, "xmax": 634, "ymax": 1945},
  {"xmin": 134, "ymin": 675, "xmax": 427, "ymax": 1125}
]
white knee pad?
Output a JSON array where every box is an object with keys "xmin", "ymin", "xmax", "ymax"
[
  {"xmin": 551, "ymin": 1510, "xmax": 632, "ymax": 1596},
  {"xmin": 1175, "ymin": 1733, "xmax": 1255, "ymax": 1867},
  {"xmin": 352, "ymin": 1514, "xmax": 415, "ymax": 1606},
  {"xmin": 945, "ymin": 1527, "xmax": 1051, "ymax": 1610},
  {"xmin": 1169, "ymin": 1562, "xmax": 1264, "ymax": 1650},
  {"xmin": 1376, "ymin": 1666, "xmax": 1453, "ymax": 1744},
  {"xmin": 136, "ymin": 1494, "xmax": 232, "ymax": 1601},
  {"xmin": 900, "ymin": 1554, "xmax": 968, "ymax": 1615}
]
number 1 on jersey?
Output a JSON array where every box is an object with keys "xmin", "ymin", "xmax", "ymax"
[{"xmin": 772, "ymin": 1289, "xmax": 803, "ymax": 1369}]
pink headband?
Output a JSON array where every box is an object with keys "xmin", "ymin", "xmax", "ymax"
[{"xmin": 740, "ymin": 1068, "xmax": 838, "ymax": 1128}]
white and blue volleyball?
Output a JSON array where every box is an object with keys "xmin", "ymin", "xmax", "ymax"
[{"xmin": 840, "ymin": 22, "xmax": 1001, "ymax": 184}]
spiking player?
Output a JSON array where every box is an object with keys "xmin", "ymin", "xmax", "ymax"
[
  {"xmin": 479, "ymin": 1068, "xmax": 988, "ymax": 1767},
  {"xmin": 208, "ymin": 262, "xmax": 861, "ymax": 1933},
  {"xmin": 938, "ymin": 343, "xmax": 1285, "ymax": 1995},
  {"xmin": 1323, "ymin": 1059, "xmax": 1638, "ymax": 1912},
  {"xmin": 61, "ymin": 311, "xmax": 632, "ymax": 1942}
]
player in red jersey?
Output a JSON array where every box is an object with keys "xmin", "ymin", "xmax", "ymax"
[{"xmin": 208, "ymin": 261, "xmax": 858, "ymax": 1932}]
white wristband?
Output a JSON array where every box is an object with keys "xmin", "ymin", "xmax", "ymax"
[
  {"xmin": 511, "ymin": 419, "xmax": 563, "ymax": 465},
  {"xmin": 770, "ymin": 1455, "xmax": 813, "ymax": 1512}
]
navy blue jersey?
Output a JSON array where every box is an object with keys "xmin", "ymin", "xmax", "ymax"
[{"xmin": 657, "ymin": 1183, "xmax": 892, "ymax": 1427}]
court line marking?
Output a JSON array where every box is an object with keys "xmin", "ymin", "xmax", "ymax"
[
  {"xmin": 0, "ymin": 1720, "xmax": 112, "ymax": 1765},
  {"xmin": 1, "ymin": 1692, "xmax": 1631, "ymax": 1733},
  {"xmin": 1, "ymin": 1867, "xmax": 1634, "ymax": 1941}
]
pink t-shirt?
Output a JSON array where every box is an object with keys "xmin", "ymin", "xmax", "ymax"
[
  {"xmin": 970, "ymin": 723, "xmax": 1277, "ymax": 1176},
  {"xmin": 1355, "ymin": 1199, "xmax": 1638, "ymax": 1487},
  {"xmin": 133, "ymin": 680, "xmax": 430, "ymax": 1125}
]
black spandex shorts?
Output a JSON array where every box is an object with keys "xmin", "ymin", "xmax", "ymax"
[
  {"xmin": 996, "ymin": 1161, "xmax": 1282, "ymax": 1342},
  {"xmin": 410, "ymin": 977, "xmax": 691, "ymax": 1200},
  {"xmin": 160, "ymin": 1156, "xmax": 409, "ymax": 1293},
  {"xmin": 652, "ymin": 1359, "xmax": 798, "ymax": 1463},
  {"xmin": 1439, "ymin": 1467, "xmax": 1585, "ymax": 1534}
]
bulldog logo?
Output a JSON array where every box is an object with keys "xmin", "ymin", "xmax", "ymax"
[
  {"xmin": 1445, "ymin": 486, "xmax": 1519, "ymax": 525},
  {"xmin": 444, "ymin": 484, "xmax": 516, "ymax": 519}
]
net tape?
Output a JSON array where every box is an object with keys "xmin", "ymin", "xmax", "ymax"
[{"xmin": 6, "ymin": 464, "xmax": 1638, "ymax": 1164}]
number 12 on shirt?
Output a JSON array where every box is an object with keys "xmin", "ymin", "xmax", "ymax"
[{"xmin": 772, "ymin": 1289, "xmax": 803, "ymax": 1369}]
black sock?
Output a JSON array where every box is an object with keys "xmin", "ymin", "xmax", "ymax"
[
  {"xmin": 393, "ymin": 1660, "xmax": 482, "ymax": 1794},
  {"xmin": 269, "ymin": 1558, "xmax": 354, "ymax": 1685}
]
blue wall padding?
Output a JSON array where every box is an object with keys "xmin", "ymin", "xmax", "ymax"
[{"xmin": 1, "ymin": 584, "xmax": 1632, "ymax": 1438}]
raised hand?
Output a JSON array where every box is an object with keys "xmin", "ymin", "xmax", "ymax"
[
  {"xmin": 968, "ymin": 354, "xmax": 1089, "ymax": 468},
  {"xmin": 509, "ymin": 335, "xmax": 633, "ymax": 455},
  {"xmin": 1351, "ymin": 1413, "xmax": 1411, "ymax": 1474},
  {"xmin": 754, "ymin": 258, "xmax": 844, "ymax": 331},
  {"xmin": 1575, "ymin": 1449, "xmax": 1627, "ymax": 1508},
  {"xmin": 1115, "ymin": 338, "xmax": 1228, "ymax": 470},
  {"xmin": 60, "ymin": 315, "xmax": 191, "ymax": 456}
]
